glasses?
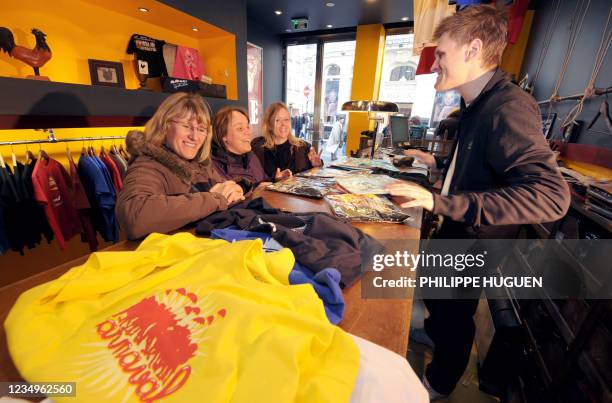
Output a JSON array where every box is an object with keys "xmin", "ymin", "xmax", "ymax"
[{"xmin": 171, "ymin": 120, "xmax": 209, "ymax": 135}]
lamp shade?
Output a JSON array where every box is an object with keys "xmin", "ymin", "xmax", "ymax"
[{"xmin": 341, "ymin": 100, "xmax": 399, "ymax": 113}]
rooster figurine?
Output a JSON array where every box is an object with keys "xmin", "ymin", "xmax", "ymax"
[{"xmin": 0, "ymin": 27, "xmax": 52, "ymax": 78}]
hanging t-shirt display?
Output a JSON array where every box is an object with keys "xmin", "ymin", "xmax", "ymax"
[
  {"xmin": 126, "ymin": 34, "xmax": 168, "ymax": 77},
  {"xmin": 31, "ymin": 158, "xmax": 82, "ymax": 249}
]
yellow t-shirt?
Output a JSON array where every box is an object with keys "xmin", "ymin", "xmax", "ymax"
[{"xmin": 5, "ymin": 233, "xmax": 359, "ymax": 403}]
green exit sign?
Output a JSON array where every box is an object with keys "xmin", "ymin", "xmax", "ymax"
[{"xmin": 291, "ymin": 18, "xmax": 308, "ymax": 30}]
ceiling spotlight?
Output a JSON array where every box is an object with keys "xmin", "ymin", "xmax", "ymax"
[
  {"xmin": 275, "ymin": 10, "xmax": 282, "ymax": 15},
  {"xmin": 326, "ymin": 24, "xmax": 333, "ymax": 28},
  {"xmin": 138, "ymin": 7, "xmax": 149, "ymax": 12},
  {"xmin": 326, "ymin": 2, "xmax": 335, "ymax": 6},
  {"xmin": 192, "ymin": 27, "xmax": 199, "ymax": 32},
  {"xmin": 401, "ymin": 17, "xmax": 409, "ymax": 21}
]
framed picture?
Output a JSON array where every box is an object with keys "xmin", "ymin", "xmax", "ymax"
[{"xmin": 88, "ymin": 59, "xmax": 125, "ymax": 88}]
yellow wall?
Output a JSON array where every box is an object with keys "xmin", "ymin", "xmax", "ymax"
[
  {"xmin": 0, "ymin": 0, "xmax": 237, "ymax": 98},
  {"xmin": 346, "ymin": 24, "xmax": 387, "ymax": 155},
  {"xmin": 0, "ymin": 127, "xmax": 137, "ymax": 169}
]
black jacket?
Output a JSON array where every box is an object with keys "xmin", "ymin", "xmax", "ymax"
[
  {"xmin": 196, "ymin": 197, "xmax": 383, "ymax": 288},
  {"xmin": 251, "ymin": 136, "xmax": 314, "ymax": 179},
  {"xmin": 433, "ymin": 69, "xmax": 570, "ymax": 238}
]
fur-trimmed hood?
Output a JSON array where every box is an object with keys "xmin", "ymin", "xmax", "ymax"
[{"xmin": 126, "ymin": 130, "xmax": 211, "ymax": 184}]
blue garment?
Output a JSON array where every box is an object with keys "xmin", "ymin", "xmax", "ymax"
[
  {"xmin": 78, "ymin": 156, "xmax": 118, "ymax": 243},
  {"xmin": 211, "ymin": 227, "xmax": 345, "ymax": 324}
]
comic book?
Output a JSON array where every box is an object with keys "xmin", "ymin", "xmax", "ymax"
[
  {"xmin": 331, "ymin": 157, "xmax": 400, "ymax": 172},
  {"xmin": 336, "ymin": 174, "xmax": 406, "ymax": 194},
  {"xmin": 325, "ymin": 194, "xmax": 411, "ymax": 223},
  {"xmin": 266, "ymin": 176, "xmax": 344, "ymax": 199},
  {"xmin": 296, "ymin": 166, "xmax": 369, "ymax": 178}
]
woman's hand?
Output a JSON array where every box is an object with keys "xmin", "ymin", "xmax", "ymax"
[
  {"xmin": 275, "ymin": 168, "xmax": 293, "ymax": 181},
  {"xmin": 210, "ymin": 181, "xmax": 244, "ymax": 204},
  {"xmin": 308, "ymin": 147, "xmax": 323, "ymax": 167},
  {"xmin": 402, "ymin": 149, "xmax": 436, "ymax": 168}
]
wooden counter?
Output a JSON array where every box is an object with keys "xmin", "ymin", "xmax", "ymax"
[{"xmin": 0, "ymin": 189, "xmax": 422, "ymax": 382}]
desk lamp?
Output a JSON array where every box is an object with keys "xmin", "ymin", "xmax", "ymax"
[{"xmin": 341, "ymin": 100, "xmax": 399, "ymax": 158}]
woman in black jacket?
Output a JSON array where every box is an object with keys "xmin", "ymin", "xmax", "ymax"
[{"xmin": 251, "ymin": 102, "xmax": 322, "ymax": 180}]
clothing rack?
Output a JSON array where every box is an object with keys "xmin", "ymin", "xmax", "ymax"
[
  {"xmin": 0, "ymin": 135, "xmax": 126, "ymax": 147},
  {"xmin": 537, "ymin": 86, "xmax": 612, "ymax": 105}
]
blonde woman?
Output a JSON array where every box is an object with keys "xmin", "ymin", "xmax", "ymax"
[
  {"xmin": 251, "ymin": 102, "xmax": 322, "ymax": 180},
  {"xmin": 116, "ymin": 92, "xmax": 244, "ymax": 240}
]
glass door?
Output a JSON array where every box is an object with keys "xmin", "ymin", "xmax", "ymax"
[
  {"xmin": 285, "ymin": 43, "xmax": 317, "ymax": 140},
  {"xmin": 285, "ymin": 38, "xmax": 356, "ymax": 161},
  {"xmin": 320, "ymin": 40, "xmax": 355, "ymax": 161}
]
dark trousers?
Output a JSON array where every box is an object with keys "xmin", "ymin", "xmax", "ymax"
[{"xmin": 424, "ymin": 297, "xmax": 480, "ymax": 395}]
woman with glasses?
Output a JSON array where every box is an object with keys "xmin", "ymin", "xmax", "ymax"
[
  {"xmin": 116, "ymin": 92, "xmax": 244, "ymax": 240},
  {"xmin": 210, "ymin": 106, "xmax": 268, "ymax": 186},
  {"xmin": 252, "ymin": 102, "xmax": 322, "ymax": 181}
]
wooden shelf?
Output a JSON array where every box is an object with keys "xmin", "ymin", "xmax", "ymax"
[{"xmin": 0, "ymin": 77, "xmax": 236, "ymax": 129}]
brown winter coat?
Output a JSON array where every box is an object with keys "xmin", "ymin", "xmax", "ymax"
[{"xmin": 116, "ymin": 131, "xmax": 228, "ymax": 240}]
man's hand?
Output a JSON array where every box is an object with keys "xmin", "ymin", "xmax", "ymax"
[
  {"xmin": 402, "ymin": 149, "xmax": 436, "ymax": 168},
  {"xmin": 210, "ymin": 181, "xmax": 245, "ymax": 204},
  {"xmin": 275, "ymin": 168, "xmax": 293, "ymax": 180},
  {"xmin": 308, "ymin": 147, "xmax": 323, "ymax": 167},
  {"xmin": 385, "ymin": 182, "xmax": 434, "ymax": 211}
]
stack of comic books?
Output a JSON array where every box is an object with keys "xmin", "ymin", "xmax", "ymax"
[
  {"xmin": 325, "ymin": 194, "xmax": 410, "ymax": 223},
  {"xmin": 266, "ymin": 176, "xmax": 345, "ymax": 199}
]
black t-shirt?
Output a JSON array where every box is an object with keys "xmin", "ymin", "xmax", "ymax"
[{"xmin": 126, "ymin": 34, "xmax": 168, "ymax": 77}]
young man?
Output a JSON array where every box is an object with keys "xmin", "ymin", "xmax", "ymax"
[{"xmin": 386, "ymin": 5, "xmax": 570, "ymax": 399}]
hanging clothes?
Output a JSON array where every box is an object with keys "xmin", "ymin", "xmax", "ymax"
[
  {"xmin": 78, "ymin": 154, "xmax": 119, "ymax": 243},
  {"xmin": 0, "ymin": 202, "xmax": 9, "ymax": 255},
  {"xmin": 507, "ymin": 0, "xmax": 529, "ymax": 44},
  {"xmin": 416, "ymin": 45, "xmax": 437, "ymax": 75},
  {"xmin": 5, "ymin": 232, "xmax": 360, "ymax": 403},
  {"xmin": 99, "ymin": 152, "xmax": 123, "ymax": 192},
  {"xmin": 0, "ymin": 165, "xmax": 25, "ymax": 254},
  {"xmin": 109, "ymin": 151, "xmax": 128, "ymax": 180},
  {"xmin": 31, "ymin": 157, "xmax": 82, "ymax": 250},
  {"xmin": 22, "ymin": 159, "xmax": 54, "ymax": 245},
  {"xmin": 68, "ymin": 157, "xmax": 98, "ymax": 252},
  {"xmin": 413, "ymin": 0, "xmax": 455, "ymax": 55},
  {"xmin": 14, "ymin": 161, "xmax": 51, "ymax": 249}
]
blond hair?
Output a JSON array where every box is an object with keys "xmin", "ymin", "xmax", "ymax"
[
  {"xmin": 433, "ymin": 5, "xmax": 508, "ymax": 68},
  {"xmin": 262, "ymin": 102, "xmax": 302, "ymax": 149},
  {"xmin": 144, "ymin": 92, "xmax": 213, "ymax": 162}
]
